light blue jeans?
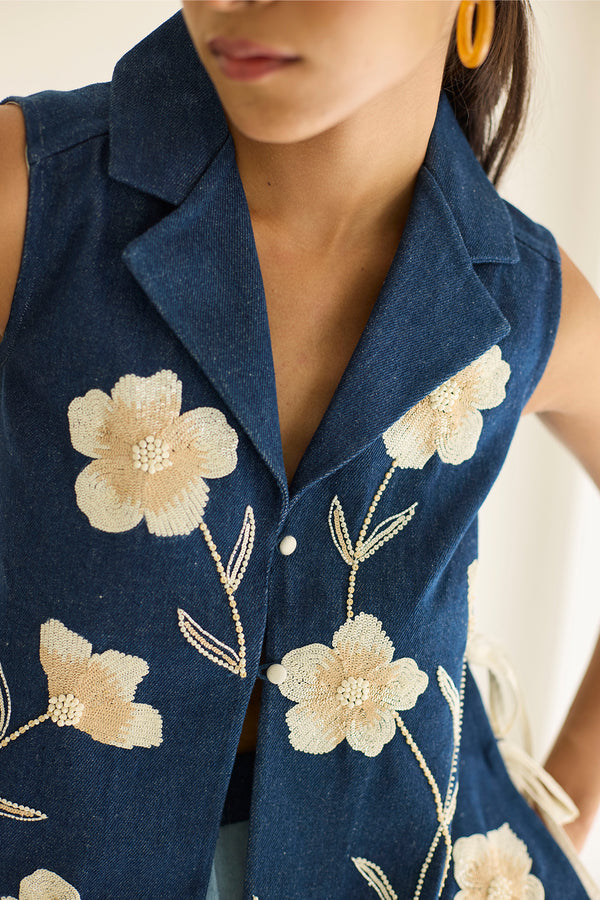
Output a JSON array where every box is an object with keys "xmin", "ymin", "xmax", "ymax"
[{"xmin": 205, "ymin": 821, "xmax": 249, "ymax": 900}]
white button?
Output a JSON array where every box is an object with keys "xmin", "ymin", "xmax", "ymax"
[
  {"xmin": 279, "ymin": 535, "xmax": 297, "ymax": 555},
  {"xmin": 266, "ymin": 664, "xmax": 287, "ymax": 685}
]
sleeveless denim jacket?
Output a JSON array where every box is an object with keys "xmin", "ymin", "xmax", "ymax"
[{"xmin": 0, "ymin": 11, "xmax": 592, "ymax": 900}]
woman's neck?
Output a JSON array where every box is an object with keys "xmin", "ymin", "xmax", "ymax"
[{"xmin": 228, "ymin": 72, "xmax": 441, "ymax": 255}]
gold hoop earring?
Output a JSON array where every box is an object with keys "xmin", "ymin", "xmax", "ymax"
[{"xmin": 456, "ymin": 0, "xmax": 495, "ymax": 69}]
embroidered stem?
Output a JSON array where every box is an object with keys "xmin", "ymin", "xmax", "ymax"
[
  {"xmin": 393, "ymin": 711, "xmax": 452, "ymax": 899},
  {"xmin": 195, "ymin": 511, "xmax": 255, "ymax": 679},
  {"xmin": 0, "ymin": 660, "xmax": 12, "ymax": 740},
  {"xmin": 440, "ymin": 660, "xmax": 467, "ymax": 887},
  {"xmin": 329, "ymin": 460, "xmax": 417, "ymax": 621},
  {"xmin": 413, "ymin": 660, "xmax": 467, "ymax": 898},
  {"xmin": 0, "ymin": 712, "xmax": 50, "ymax": 750},
  {"xmin": 1, "ymin": 710, "xmax": 51, "ymax": 819},
  {"xmin": 349, "ymin": 462, "xmax": 398, "ymax": 618}
]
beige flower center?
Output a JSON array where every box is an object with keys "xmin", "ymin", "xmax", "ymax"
[
  {"xmin": 132, "ymin": 434, "xmax": 172, "ymax": 474},
  {"xmin": 336, "ymin": 676, "xmax": 371, "ymax": 708},
  {"xmin": 48, "ymin": 693, "xmax": 85, "ymax": 727},
  {"xmin": 429, "ymin": 379, "xmax": 461, "ymax": 413},
  {"xmin": 486, "ymin": 875, "xmax": 514, "ymax": 900}
]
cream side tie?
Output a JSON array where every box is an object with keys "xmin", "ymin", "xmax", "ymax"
[{"xmin": 466, "ymin": 625, "xmax": 600, "ymax": 898}]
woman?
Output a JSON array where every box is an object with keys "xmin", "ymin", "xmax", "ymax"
[{"xmin": 0, "ymin": 2, "xmax": 599, "ymax": 897}]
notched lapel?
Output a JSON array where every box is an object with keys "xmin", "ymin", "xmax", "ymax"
[
  {"xmin": 291, "ymin": 167, "xmax": 512, "ymax": 495},
  {"xmin": 291, "ymin": 94, "xmax": 519, "ymax": 493},
  {"xmin": 121, "ymin": 135, "xmax": 286, "ymax": 494},
  {"xmin": 112, "ymin": 23, "xmax": 517, "ymax": 499}
]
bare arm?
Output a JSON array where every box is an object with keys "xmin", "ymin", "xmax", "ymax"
[
  {"xmin": 0, "ymin": 102, "xmax": 28, "ymax": 338},
  {"xmin": 522, "ymin": 246, "xmax": 600, "ymax": 849}
]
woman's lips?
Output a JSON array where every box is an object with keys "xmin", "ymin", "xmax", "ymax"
[
  {"xmin": 213, "ymin": 55, "xmax": 299, "ymax": 81},
  {"xmin": 208, "ymin": 36, "xmax": 298, "ymax": 60},
  {"xmin": 207, "ymin": 36, "xmax": 300, "ymax": 81}
]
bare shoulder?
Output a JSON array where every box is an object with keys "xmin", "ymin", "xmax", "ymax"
[
  {"xmin": 523, "ymin": 246, "xmax": 600, "ymax": 488},
  {"xmin": 0, "ymin": 103, "xmax": 29, "ymax": 338}
]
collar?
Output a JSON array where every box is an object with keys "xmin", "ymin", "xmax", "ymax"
[
  {"xmin": 109, "ymin": 11, "xmax": 229, "ymax": 205},
  {"xmin": 111, "ymin": 11, "xmax": 518, "ymax": 499},
  {"xmin": 109, "ymin": 10, "xmax": 518, "ymax": 267}
]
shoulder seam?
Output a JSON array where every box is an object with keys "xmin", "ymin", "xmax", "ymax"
[
  {"xmin": 513, "ymin": 231, "xmax": 560, "ymax": 266},
  {"xmin": 28, "ymin": 128, "xmax": 108, "ymax": 166},
  {"xmin": 2, "ymin": 84, "xmax": 110, "ymax": 166}
]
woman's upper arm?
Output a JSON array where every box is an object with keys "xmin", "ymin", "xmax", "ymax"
[
  {"xmin": 522, "ymin": 245, "xmax": 600, "ymax": 490},
  {"xmin": 0, "ymin": 102, "xmax": 29, "ymax": 338}
]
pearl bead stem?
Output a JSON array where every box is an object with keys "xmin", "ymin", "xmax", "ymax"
[
  {"xmin": 394, "ymin": 710, "xmax": 453, "ymax": 900},
  {"xmin": 409, "ymin": 659, "xmax": 467, "ymax": 898},
  {"xmin": 199, "ymin": 520, "xmax": 248, "ymax": 678},
  {"xmin": 345, "ymin": 460, "xmax": 399, "ymax": 621},
  {"xmin": 0, "ymin": 711, "xmax": 50, "ymax": 750}
]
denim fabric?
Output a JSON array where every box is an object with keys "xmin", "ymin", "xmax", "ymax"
[{"xmin": 0, "ymin": 10, "xmax": 591, "ymax": 900}]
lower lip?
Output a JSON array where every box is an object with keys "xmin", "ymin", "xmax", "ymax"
[{"xmin": 213, "ymin": 53, "xmax": 299, "ymax": 81}]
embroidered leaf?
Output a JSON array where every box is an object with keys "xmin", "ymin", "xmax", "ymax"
[
  {"xmin": 0, "ymin": 661, "xmax": 11, "ymax": 741},
  {"xmin": 178, "ymin": 608, "xmax": 242, "ymax": 675},
  {"xmin": 328, "ymin": 496, "xmax": 354, "ymax": 565},
  {"xmin": 437, "ymin": 665, "xmax": 460, "ymax": 744},
  {"xmin": 0, "ymin": 797, "xmax": 47, "ymax": 822},
  {"xmin": 226, "ymin": 506, "xmax": 255, "ymax": 592},
  {"xmin": 356, "ymin": 503, "xmax": 417, "ymax": 561},
  {"xmin": 351, "ymin": 858, "xmax": 398, "ymax": 900}
]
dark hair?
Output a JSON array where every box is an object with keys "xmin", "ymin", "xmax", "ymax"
[{"xmin": 443, "ymin": 0, "xmax": 534, "ymax": 186}]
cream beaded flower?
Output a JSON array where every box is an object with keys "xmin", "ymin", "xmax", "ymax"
[
  {"xmin": 383, "ymin": 346, "xmax": 510, "ymax": 468},
  {"xmin": 453, "ymin": 823, "xmax": 544, "ymax": 899},
  {"xmin": 68, "ymin": 369, "xmax": 238, "ymax": 536},
  {"xmin": 38, "ymin": 619, "xmax": 163, "ymax": 749},
  {"xmin": 277, "ymin": 613, "xmax": 428, "ymax": 757},
  {"xmin": 1, "ymin": 868, "xmax": 79, "ymax": 900},
  {"xmin": 0, "ymin": 621, "xmax": 162, "ymax": 822}
]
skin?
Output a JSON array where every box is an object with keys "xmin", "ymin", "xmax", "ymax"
[
  {"xmin": 182, "ymin": 0, "xmax": 459, "ymax": 249},
  {"xmin": 182, "ymin": 0, "xmax": 461, "ymax": 486},
  {"xmin": 1, "ymin": 0, "xmax": 600, "ymax": 853}
]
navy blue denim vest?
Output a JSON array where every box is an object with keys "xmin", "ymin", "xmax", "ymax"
[{"xmin": 0, "ymin": 11, "xmax": 591, "ymax": 900}]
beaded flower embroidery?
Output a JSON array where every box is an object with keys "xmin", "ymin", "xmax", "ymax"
[
  {"xmin": 277, "ymin": 612, "xmax": 428, "ymax": 757},
  {"xmin": 0, "ymin": 622, "xmax": 162, "ymax": 821},
  {"xmin": 68, "ymin": 369, "xmax": 238, "ymax": 536},
  {"xmin": 1, "ymin": 869, "xmax": 80, "ymax": 900},
  {"xmin": 453, "ymin": 823, "xmax": 544, "ymax": 899},
  {"xmin": 39, "ymin": 619, "xmax": 162, "ymax": 748},
  {"xmin": 382, "ymin": 345, "xmax": 510, "ymax": 468},
  {"xmin": 1, "ymin": 619, "xmax": 162, "ymax": 753},
  {"xmin": 68, "ymin": 369, "xmax": 252, "ymax": 677}
]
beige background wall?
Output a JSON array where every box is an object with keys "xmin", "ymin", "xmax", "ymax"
[
  {"xmin": 478, "ymin": 0, "xmax": 600, "ymax": 878},
  {"xmin": 1, "ymin": 0, "xmax": 599, "ymax": 881}
]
